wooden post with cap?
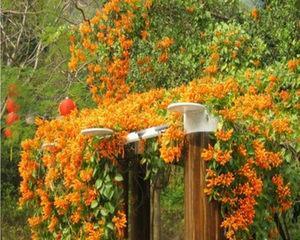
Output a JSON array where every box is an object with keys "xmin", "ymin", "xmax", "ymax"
[
  {"xmin": 185, "ymin": 132, "xmax": 224, "ymax": 240},
  {"xmin": 167, "ymin": 103, "xmax": 224, "ymax": 240}
]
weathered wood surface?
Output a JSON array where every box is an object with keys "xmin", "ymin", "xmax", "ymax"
[
  {"xmin": 129, "ymin": 142, "xmax": 151, "ymax": 240},
  {"xmin": 119, "ymin": 158, "xmax": 129, "ymax": 239},
  {"xmin": 185, "ymin": 133, "xmax": 225, "ymax": 240}
]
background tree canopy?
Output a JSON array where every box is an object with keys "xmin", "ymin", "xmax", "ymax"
[{"xmin": 1, "ymin": 0, "xmax": 299, "ymax": 239}]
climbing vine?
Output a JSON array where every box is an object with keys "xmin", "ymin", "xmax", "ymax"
[{"xmin": 19, "ymin": 1, "xmax": 299, "ymax": 239}]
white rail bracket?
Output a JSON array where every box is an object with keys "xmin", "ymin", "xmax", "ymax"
[
  {"xmin": 167, "ymin": 102, "xmax": 218, "ymax": 133},
  {"xmin": 81, "ymin": 128, "xmax": 114, "ymax": 137},
  {"xmin": 126, "ymin": 125, "xmax": 168, "ymax": 144},
  {"xmin": 41, "ymin": 142, "xmax": 57, "ymax": 151}
]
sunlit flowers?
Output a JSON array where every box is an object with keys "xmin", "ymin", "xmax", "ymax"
[
  {"xmin": 201, "ymin": 144, "xmax": 214, "ymax": 161},
  {"xmin": 215, "ymin": 129, "xmax": 233, "ymax": 141},
  {"xmin": 272, "ymin": 174, "xmax": 292, "ymax": 212},
  {"xmin": 216, "ymin": 149, "xmax": 232, "ymax": 165}
]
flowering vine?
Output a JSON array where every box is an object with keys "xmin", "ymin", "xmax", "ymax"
[{"xmin": 19, "ymin": 1, "xmax": 299, "ymax": 239}]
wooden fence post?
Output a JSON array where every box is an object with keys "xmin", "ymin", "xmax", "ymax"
[
  {"xmin": 184, "ymin": 132, "xmax": 224, "ymax": 240},
  {"xmin": 129, "ymin": 142, "xmax": 151, "ymax": 240},
  {"xmin": 119, "ymin": 158, "xmax": 129, "ymax": 239}
]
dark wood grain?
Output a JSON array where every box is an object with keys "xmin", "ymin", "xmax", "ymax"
[
  {"xmin": 129, "ymin": 142, "xmax": 151, "ymax": 240},
  {"xmin": 184, "ymin": 133, "xmax": 225, "ymax": 240}
]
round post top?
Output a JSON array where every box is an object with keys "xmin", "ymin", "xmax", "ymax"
[
  {"xmin": 80, "ymin": 128, "xmax": 114, "ymax": 136},
  {"xmin": 167, "ymin": 102, "xmax": 206, "ymax": 113}
]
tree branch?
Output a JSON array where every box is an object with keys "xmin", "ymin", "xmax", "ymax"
[
  {"xmin": 274, "ymin": 212, "xmax": 288, "ymax": 240},
  {"xmin": 72, "ymin": 0, "xmax": 89, "ymax": 23}
]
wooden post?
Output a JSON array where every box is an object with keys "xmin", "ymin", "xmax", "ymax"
[
  {"xmin": 151, "ymin": 170, "xmax": 165, "ymax": 240},
  {"xmin": 184, "ymin": 132, "xmax": 224, "ymax": 240},
  {"xmin": 119, "ymin": 158, "xmax": 129, "ymax": 239},
  {"xmin": 129, "ymin": 142, "xmax": 151, "ymax": 240}
]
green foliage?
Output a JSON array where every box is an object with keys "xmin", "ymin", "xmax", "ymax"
[{"xmin": 161, "ymin": 166, "xmax": 184, "ymax": 240}]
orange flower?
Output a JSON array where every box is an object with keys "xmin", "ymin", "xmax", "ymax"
[
  {"xmin": 206, "ymin": 171, "xmax": 235, "ymax": 195},
  {"xmin": 28, "ymin": 216, "xmax": 42, "ymax": 228},
  {"xmin": 141, "ymin": 30, "xmax": 149, "ymax": 40},
  {"xmin": 186, "ymin": 6, "xmax": 195, "ymax": 13},
  {"xmin": 201, "ymin": 144, "xmax": 214, "ymax": 161},
  {"xmin": 252, "ymin": 59, "xmax": 260, "ymax": 67},
  {"xmin": 210, "ymin": 52, "xmax": 220, "ymax": 62},
  {"xmin": 84, "ymin": 222, "xmax": 103, "ymax": 240},
  {"xmin": 272, "ymin": 174, "xmax": 292, "ymax": 212},
  {"xmin": 54, "ymin": 197, "xmax": 69, "ymax": 215},
  {"xmin": 231, "ymin": 51, "xmax": 237, "ymax": 59},
  {"xmin": 112, "ymin": 210, "xmax": 127, "ymax": 238},
  {"xmin": 67, "ymin": 192, "xmax": 81, "ymax": 205},
  {"xmin": 80, "ymin": 168, "xmax": 93, "ymax": 182},
  {"xmin": 271, "ymin": 118, "xmax": 292, "ymax": 134},
  {"xmin": 251, "ymin": 8, "xmax": 259, "ymax": 20},
  {"xmin": 68, "ymin": 57, "xmax": 78, "ymax": 72},
  {"xmin": 156, "ymin": 37, "xmax": 174, "ymax": 49},
  {"xmin": 71, "ymin": 211, "xmax": 81, "ymax": 224},
  {"xmin": 79, "ymin": 22, "xmax": 92, "ymax": 35},
  {"xmin": 237, "ymin": 145, "xmax": 247, "ymax": 157},
  {"xmin": 279, "ymin": 90, "xmax": 290, "ymax": 101},
  {"xmin": 158, "ymin": 52, "xmax": 169, "ymax": 63},
  {"xmin": 216, "ymin": 150, "xmax": 232, "ymax": 165},
  {"xmin": 252, "ymin": 140, "xmax": 282, "ymax": 169},
  {"xmin": 215, "ymin": 129, "xmax": 233, "ymax": 141},
  {"xmin": 287, "ymin": 59, "xmax": 299, "ymax": 71},
  {"xmin": 268, "ymin": 75, "xmax": 277, "ymax": 82},
  {"xmin": 159, "ymin": 126, "xmax": 184, "ymax": 163},
  {"xmin": 48, "ymin": 216, "xmax": 58, "ymax": 232},
  {"xmin": 204, "ymin": 64, "xmax": 218, "ymax": 75},
  {"xmin": 84, "ymin": 188, "xmax": 97, "ymax": 206}
]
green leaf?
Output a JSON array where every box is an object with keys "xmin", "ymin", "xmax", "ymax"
[
  {"xmin": 100, "ymin": 208, "xmax": 108, "ymax": 216},
  {"xmin": 114, "ymin": 174, "xmax": 123, "ymax": 182},
  {"xmin": 91, "ymin": 200, "xmax": 98, "ymax": 209},
  {"xmin": 95, "ymin": 179, "xmax": 103, "ymax": 189},
  {"xmin": 107, "ymin": 223, "xmax": 114, "ymax": 230},
  {"xmin": 105, "ymin": 202, "xmax": 115, "ymax": 213}
]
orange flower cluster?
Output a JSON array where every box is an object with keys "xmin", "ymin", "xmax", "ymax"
[
  {"xmin": 215, "ymin": 129, "xmax": 233, "ymax": 141},
  {"xmin": 271, "ymin": 118, "xmax": 292, "ymax": 134},
  {"xmin": 287, "ymin": 58, "xmax": 299, "ymax": 71},
  {"xmin": 272, "ymin": 174, "xmax": 292, "ymax": 212},
  {"xmin": 157, "ymin": 37, "xmax": 174, "ymax": 63},
  {"xmin": 202, "ymin": 145, "xmax": 232, "ymax": 166},
  {"xmin": 252, "ymin": 140, "xmax": 282, "ymax": 169},
  {"xmin": 84, "ymin": 222, "xmax": 103, "ymax": 240},
  {"xmin": 205, "ymin": 169, "xmax": 235, "ymax": 195},
  {"xmin": 251, "ymin": 8, "xmax": 259, "ymax": 20},
  {"xmin": 279, "ymin": 90, "xmax": 290, "ymax": 101},
  {"xmin": 112, "ymin": 210, "xmax": 127, "ymax": 238},
  {"xmin": 159, "ymin": 125, "xmax": 185, "ymax": 163},
  {"xmin": 156, "ymin": 37, "xmax": 174, "ymax": 49},
  {"xmin": 203, "ymin": 64, "xmax": 218, "ymax": 75},
  {"xmin": 201, "ymin": 144, "xmax": 214, "ymax": 161},
  {"xmin": 216, "ymin": 149, "xmax": 232, "ymax": 165},
  {"xmin": 221, "ymin": 160, "xmax": 263, "ymax": 239},
  {"xmin": 69, "ymin": 0, "xmax": 153, "ymax": 105}
]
